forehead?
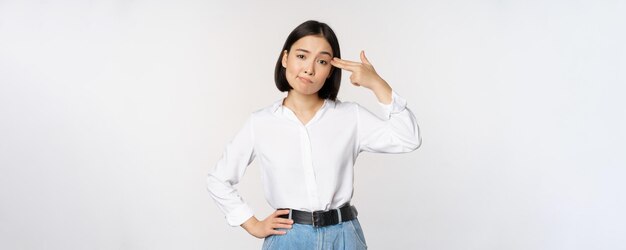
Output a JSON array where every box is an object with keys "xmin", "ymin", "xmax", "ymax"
[{"xmin": 291, "ymin": 35, "xmax": 333, "ymax": 56}]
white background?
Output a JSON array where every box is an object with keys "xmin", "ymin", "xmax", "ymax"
[{"xmin": 1, "ymin": 0, "xmax": 624, "ymax": 249}]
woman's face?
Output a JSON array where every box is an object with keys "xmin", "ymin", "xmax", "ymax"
[{"xmin": 281, "ymin": 35, "xmax": 333, "ymax": 97}]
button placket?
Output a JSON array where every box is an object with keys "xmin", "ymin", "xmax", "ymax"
[{"xmin": 299, "ymin": 125, "xmax": 320, "ymax": 211}]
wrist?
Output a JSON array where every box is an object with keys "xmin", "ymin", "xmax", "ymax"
[
  {"xmin": 241, "ymin": 216, "xmax": 259, "ymax": 232},
  {"xmin": 371, "ymin": 81, "xmax": 392, "ymax": 104}
]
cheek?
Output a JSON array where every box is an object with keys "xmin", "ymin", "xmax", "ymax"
[
  {"xmin": 286, "ymin": 61, "xmax": 302, "ymax": 75},
  {"xmin": 317, "ymin": 66, "xmax": 332, "ymax": 79}
]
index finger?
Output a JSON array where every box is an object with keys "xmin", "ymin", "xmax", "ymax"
[
  {"xmin": 332, "ymin": 57, "xmax": 360, "ymax": 66},
  {"xmin": 273, "ymin": 209, "xmax": 291, "ymax": 216},
  {"xmin": 331, "ymin": 58, "xmax": 359, "ymax": 71}
]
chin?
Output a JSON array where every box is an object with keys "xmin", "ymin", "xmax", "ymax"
[
  {"xmin": 289, "ymin": 84, "xmax": 322, "ymax": 96},
  {"xmin": 292, "ymin": 89, "xmax": 319, "ymax": 96}
]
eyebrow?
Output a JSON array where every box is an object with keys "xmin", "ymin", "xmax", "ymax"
[{"xmin": 295, "ymin": 48, "xmax": 332, "ymax": 57}]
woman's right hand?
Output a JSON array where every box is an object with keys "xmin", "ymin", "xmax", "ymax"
[{"xmin": 240, "ymin": 209, "xmax": 294, "ymax": 239}]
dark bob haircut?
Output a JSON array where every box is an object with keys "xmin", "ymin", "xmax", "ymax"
[{"xmin": 274, "ymin": 20, "xmax": 341, "ymax": 101}]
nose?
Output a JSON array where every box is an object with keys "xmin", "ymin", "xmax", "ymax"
[{"xmin": 303, "ymin": 62, "xmax": 315, "ymax": 76}]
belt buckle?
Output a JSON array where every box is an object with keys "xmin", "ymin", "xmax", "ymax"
[{"xmin": 312, "ymin": 210, "xmax": 322, "ymax": 227}]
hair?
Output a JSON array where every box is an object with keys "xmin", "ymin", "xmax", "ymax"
[{"xmin": 274, "ymin": 20, "xmax": 341, "ymax": 101}]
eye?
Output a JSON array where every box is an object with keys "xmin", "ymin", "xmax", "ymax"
[
  {"xmin": 296, "ymin": 54, "xmax": 305, "ymax": 59},
  {"xmin": 318, "ymin": 60, "xmax": 328, "ymax": 65}
]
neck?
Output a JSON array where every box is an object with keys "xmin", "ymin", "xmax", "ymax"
[{"xmin": 283, "ymin": 91, "xmax": 324, "ymax": 114}]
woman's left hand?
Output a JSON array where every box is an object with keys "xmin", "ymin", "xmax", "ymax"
[
  {"xmin": 331, "ymin": 50, "xmax": 393, "ymax": 104},
  {"xmin": 330, "ymin": 50, "xmax": 387, "ymax": 90}
]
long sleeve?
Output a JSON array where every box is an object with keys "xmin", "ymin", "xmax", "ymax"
[
  {"xmin": 207, "ymin": 116, "xmax": 256, "ymax": 226},
  {"xmin": 357, "ymin": 90, "xmax": 422, "ymax": 153}
]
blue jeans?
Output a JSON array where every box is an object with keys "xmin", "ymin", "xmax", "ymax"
[{"xmin": 261, "ymin": 218, "xmax": 368, "ymax": 250}]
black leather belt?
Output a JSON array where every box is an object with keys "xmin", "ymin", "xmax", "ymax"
[{"xmin": 278, "ymin": 203, "xmax": 358, "ymax": 227}]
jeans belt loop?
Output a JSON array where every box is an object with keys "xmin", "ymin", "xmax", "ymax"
[{"xmin": 336, "ymin": 207, "xmax": 342, "ymax": 223}]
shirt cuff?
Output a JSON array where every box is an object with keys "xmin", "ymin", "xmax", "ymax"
[
  {"xmin": 225, "ymin": 204, "xmax": 254, "ymax": 227},
  {"xmin": 378, "ymin": 90, "xmax": 408, "ymax": 119}
]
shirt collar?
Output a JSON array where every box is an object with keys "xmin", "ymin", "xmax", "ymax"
[{"xmin": 271, "ymin": 98, "xmax": 336, "ymax": 114}]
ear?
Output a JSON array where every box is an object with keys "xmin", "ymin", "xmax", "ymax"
[{"xmin": 281, "ymin": 50, "xmax": 288, "ymax": 68}]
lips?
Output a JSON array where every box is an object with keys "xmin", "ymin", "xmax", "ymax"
[{"xmin": 298, "ymin": 76, "xmax": 313, "ymax": 84}]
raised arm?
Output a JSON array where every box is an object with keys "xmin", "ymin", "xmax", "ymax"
[
  {"xmin": 356, "ymin": 91, "xmax": 421, "ymax": 153},
  {"xmin": 331, "ymin": 51, "xmax": 422, "ymax": 153}
]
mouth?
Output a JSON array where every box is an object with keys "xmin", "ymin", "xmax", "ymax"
[{"xmin": 297, "ymin": 76, "xmax": 313, "ymax": 84}]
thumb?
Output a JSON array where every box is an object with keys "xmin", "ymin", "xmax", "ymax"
[{"xmin": 360, "ymin": 50, "xmax": 371, "ymax": 65}]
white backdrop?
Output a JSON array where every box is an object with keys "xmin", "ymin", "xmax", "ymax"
[{"xmin": 1, "ymin": 0, "xmax": 625, "ymax": 249}]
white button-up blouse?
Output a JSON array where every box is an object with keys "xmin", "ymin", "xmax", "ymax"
[{"xmin": 207, "ymin": 91, "xmax": 421, "ymax": 226}]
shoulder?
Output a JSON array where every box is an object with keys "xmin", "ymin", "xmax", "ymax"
[
  {"xmin": 323, "ymin": 99, "xmax": 365, "ymax": 122},
  {"xmin": 328, "ymin": 99, "xmax": 359, "ymax": 110},
  {"xmin": 328, "ymin": 99, "xmax": 364, "ymax": 115},
  {"xmin": 247, "ymin": 99, "xmax": 283, "ymax": 120}
]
